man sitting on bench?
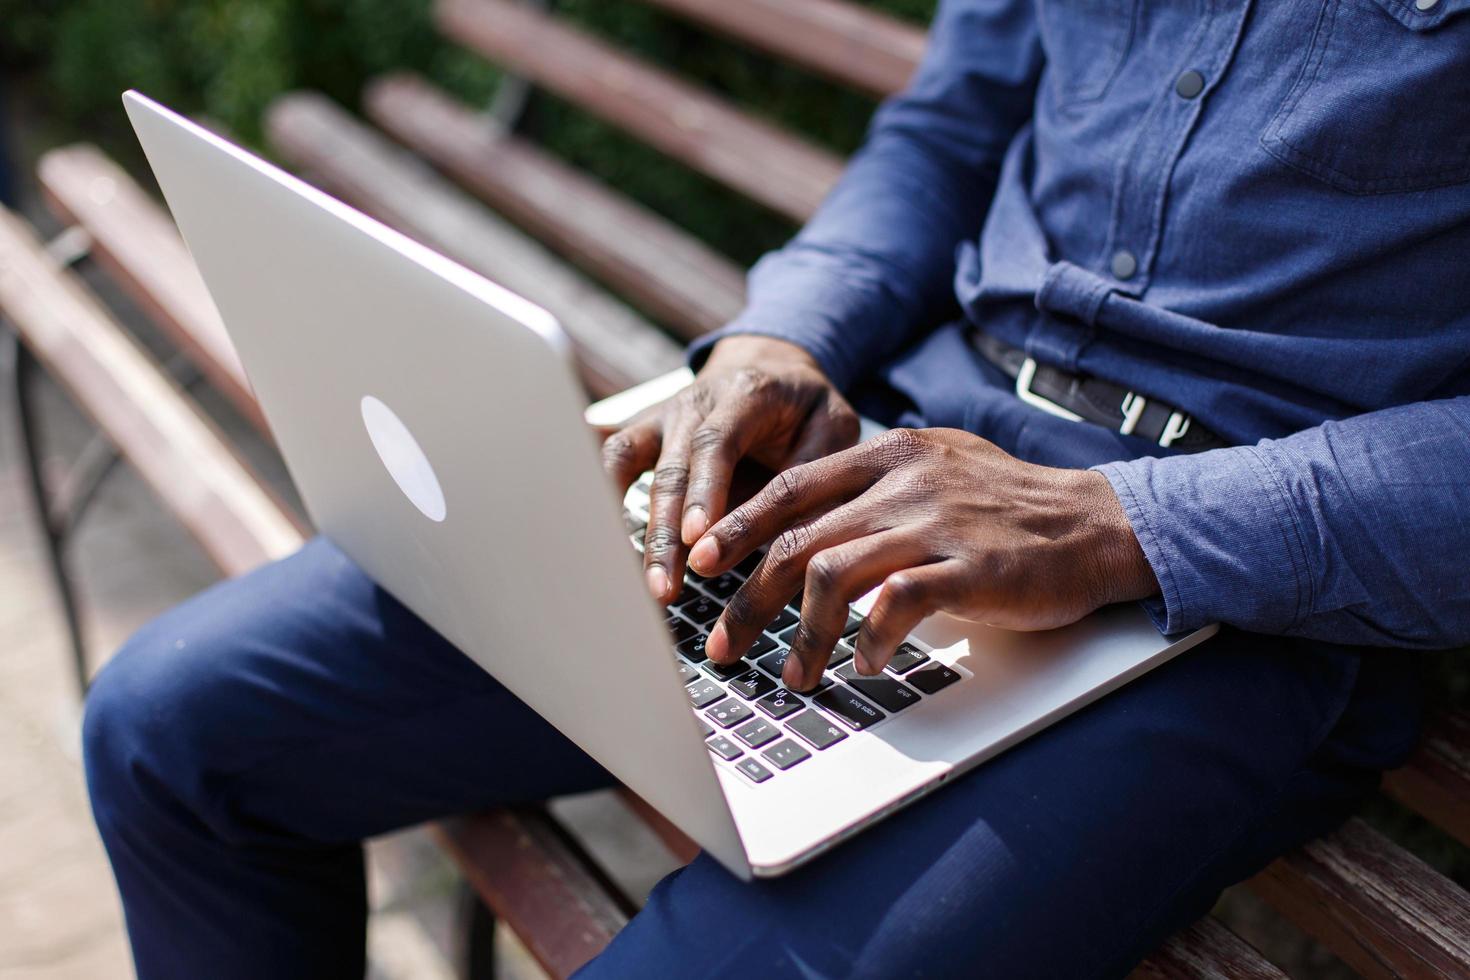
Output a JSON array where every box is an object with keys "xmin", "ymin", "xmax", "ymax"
[{"xmin": 84, "ymin": 1, "xmax": 1469, "ymax": 977}]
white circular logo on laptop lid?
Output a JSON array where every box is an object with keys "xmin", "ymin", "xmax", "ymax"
[{"xmin": 360, "ymin": 395, "xmax": 447, "ymax": 523}]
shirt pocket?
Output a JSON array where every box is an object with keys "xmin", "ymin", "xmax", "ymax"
[
  {"xmin": 1037, "ymin": 0, "xmax": 1140, "ymax": 106},
  {"xmin": 1261, "ymin": 0, "xmax": 1470, "ymax": 194}
]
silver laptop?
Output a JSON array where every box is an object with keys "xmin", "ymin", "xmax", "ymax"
[{"xmin": 124, "ymin": 92, "xmax": 1217, "ymax": 879}]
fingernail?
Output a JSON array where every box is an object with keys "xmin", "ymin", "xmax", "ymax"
[
  {"xmin": 856, "ymin": 650, "xmax": 880, "ymax": 675},
  {"xmin": 646, "ymin": 566, "xmax": 670, "ymax": 602},
  {"xmin": 706, "ymin": 621, "xmax": 729, "ymax": 662},
  {"xmin": 782, "ymin": 661, "xmax": 804, "ymax": 690},
  {"xmin": 681, "ymin": 506, "xmax": 708, "ymax": 545},
  {"xmin": 688, "ymin": 536, "xmax": 720, "ymax": 574}
]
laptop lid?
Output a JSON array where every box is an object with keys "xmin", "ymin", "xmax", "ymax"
[{"xmin": 122, "ymin": 92, "xmax": 751, "ymax": 878}]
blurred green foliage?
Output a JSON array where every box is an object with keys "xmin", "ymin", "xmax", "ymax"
[{"xmin": 0, "ymin": 0, "xmax": 935, "ymax": 264}]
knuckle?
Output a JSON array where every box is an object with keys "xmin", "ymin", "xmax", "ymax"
[
  {"xmin": 642, "ymin": 525, "xmax": 680, "ymax": 559},
  {"xmin": 883, "ymin": 571, "xmax": 924, "ymax": 608},
  {"xmin": 689, "ymin": 424, "xmax": 729, "ymax": 457},
  {"xmin": 652, "ymin": 463, "xmax": 689, "ymax": 496},
  {"xmin": 770, "ymin": 524, "xmax": 813, "ymax": 564},
  {"xmin": 601, "ymin": 433, "xmax": 634, "ymax": 466},
  {"xmin": 720, "ymin": 508, "xmax": 754, "ymax": 546},
  {"xmin": 772, "ymin": 469, "xmax": 806, "ymax": 511},
  {"xmin": 731, "ymin": 366, "xmax": 767, "ymax": 396},
  {"xmin": 805, "ymin": 552, "xmax": 843, "ymax": 595}
]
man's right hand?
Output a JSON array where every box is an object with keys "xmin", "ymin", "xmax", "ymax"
[{"xmin": 600, "ymin": 335, "xmax": 860, "ymax": 605}]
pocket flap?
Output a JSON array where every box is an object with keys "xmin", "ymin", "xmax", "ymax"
[{"xmin": 1367, "ymin": 0, "xmax": 1469, "ymax": 31}]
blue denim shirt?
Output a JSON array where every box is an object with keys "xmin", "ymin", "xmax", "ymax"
[{"xmin": 691, "ymin": 0, "xmax": 1470, "ymax": 649}]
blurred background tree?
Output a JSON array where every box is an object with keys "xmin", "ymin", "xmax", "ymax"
[{"xmin": 0, "ymin": 0, "xmax": 936, "ymax": 265}]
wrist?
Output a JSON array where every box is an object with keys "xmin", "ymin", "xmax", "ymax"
[
  {"xmin": 706, "ymin": 334, "xmax": 823, "ymax": 373},
  {"xmin": 1071, "ymin": 470, "xmax": 1160, "ymax": 607}
]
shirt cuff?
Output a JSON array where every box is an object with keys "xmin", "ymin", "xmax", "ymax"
[
  {"xmin": 685, "ymin": 250, "xmax": 912, "ymax": 393},
  {"xmin": 1094, "ymin": 447, "xmax": 1312, "ymax": 637}
]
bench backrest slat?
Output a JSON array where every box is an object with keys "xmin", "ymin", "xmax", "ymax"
[
  {"xmin": 0, "ymin": 207, "xmax": 304, "ymax": 575},
  {"xmin": 638, "ymin": 0, "xmax": 924, "ymax": 98},
  {"xmin": 364, "ymin": 73, "xmax": 745, "ymax": 340},
  {"xmin": 263, "ymin": 92, "xmax": 683, "ymax": 397},
  {"xmin": 435, "ymin": 0, "xmax": 843, "ymax": 223},
  {"xmin": 37, "ymin": 146, "xmax": 266, "ymax": 433}
]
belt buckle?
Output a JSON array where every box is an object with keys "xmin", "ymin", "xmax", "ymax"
[
  {"xmin": 1014, "ymin": 357, "xmax": 1083, "ymax": 422},
  {"xmin": 1120, "ymin": 390, "xmax": 1192, "ymax": 447}
]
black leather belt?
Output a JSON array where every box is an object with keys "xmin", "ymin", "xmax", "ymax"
[{"xmin": 969, "ymin": 331, "xmax": 1228, "ymax": 452}]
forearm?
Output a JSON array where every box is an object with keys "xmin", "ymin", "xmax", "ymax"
[{"xmin": 1097, "ymin": 396, "xmax": 1470, "ymax": 648}]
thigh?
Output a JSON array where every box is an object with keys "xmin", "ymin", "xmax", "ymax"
[
  {"xmin": 88, "ymin": 537, "xmax": 615, "ymax": 845},
  {"xmin": 583, "ymin": 630, "xmax": 1418, "ymax": 980}
]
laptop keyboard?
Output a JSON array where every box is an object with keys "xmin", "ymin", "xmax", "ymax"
[{"xmin": 625, "ymin": 478, "xmax": 965, "ymax": 785}]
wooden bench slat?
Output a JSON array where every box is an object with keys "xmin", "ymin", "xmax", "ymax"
[
  {"xmin": 1129, "ymin": 916, "xmax": 1287, "ymax": 980},
  {"xmin": 1249, "ymin": 817, "xmax": 1470, "ymax": 979},
  {"xmin": 638, "ymin": 0, "xmax": 924, "ymax": 98},
  {"xmin": 36, "ymin": 145, "xmax": 268, "ymax": 434},
  {"xmin": 434, "ymin": 810, "xmax": 633, "ymax": 980},
  {"xmin": 0, "ymin": 206, "xmax": 305, "ymax": 576},
  {"xmin": 1384, "ymin": 708, "xmax": 1470, "ymax": 850},
  {"xmin": 364, "ymin": 73, "xmax": 744, "ymax": 341},
  {"xmin": 435, "ymin": 0, "xmax": 844, "ymax": 223},
  {"xmin": 263, "ymin": 92, "xmax": 682, "ymax": 398}
]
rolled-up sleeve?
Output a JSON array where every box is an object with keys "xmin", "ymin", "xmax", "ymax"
[
  {"xmin": 689, "ymin": 0, "xmax": 1043, "ymax": 391},
  {"xmin": 1097, "ymin": 396, "xmax": 1470, "ymax": 649}
]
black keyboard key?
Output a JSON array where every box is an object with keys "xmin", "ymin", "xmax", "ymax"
[
  {"xmin": 734, "ymin": 717, "xmax": 780, "ymax": 748},
  {"xmin": 701, "ymin": 658, "xmax": 752, "ymax": 681},
  {"xmin": 813, "ymin": 686, "xmax": 885, "ymax": 730},
  {"xmin": 624, "ymin": 512, "xmax": 647, "ymax": 537},
  {"xmin": 885, "ymin": 643, "xmax": 929, "ymax": 674},
  {"xmin": 787, "ymin": 710, "xmax": 848, "ymax": 750},
  {"xmin": 762, "ymin": 739, "xmax": 811, "ymax": 771},
  {"xmin": 734, "ymin": 551, "xmax": 764, "ymax": 577},
  {"xmin": 701, "ymin": 572, "xmax": 743, "ymax": 599},
  {"xmin": 775, "ymin": 624, "xmax": 799, "ymax": 645},
  {"xmin": 763, "ymin": 608, "xmax": 798, "ymax": 635},
  {"xmin": 841, "ymin": 612, "xmax": 864, "ymax": 639},
  {"xmin": 735, "ymin": 757, "xmax": 773, "ymax": 783},
  {"xmin": 707, "ymin": 734, "xmax": 743, "ymax": 761},
  {"xmin": 668, "ymin": 617, "xmax": 700, "ymax": 645},
  {"xmin": 675, "ymin": 661, "xmax": 701, "ymax": 685},
  {"xmin": 697, "ymin": 717, "xmax": 715, "ymax": 739},
  {"xmin": 678, "ymin": 593, "xmax": 723, "ymax": 626},
  {"xmin": 833, "ymin": 664, "xmax": 920, "ymax": 712},
  {"xmin": 686, "ymin": 679, "xmax": 725, "ymax": 708},
  {"xmin": 756, "ymin": 648, "xmax": 791, "ymax": 679},
  {"xmin": 676, "ymin": 633, "xmax": 710, "ymax": 663},
  {"xmin": 907, "ymin": 662, "xmax": 962, "ymax": 694},
  {"xmin": 754, "ymin": 648, "xmax": 832, "ymax": 691},
  {"xmin": 826, "ymin": 641, "xmax": 856, "ymax": 669},
  {"xmin": 706, "ymin": 698, "xmax": 755, "ymax": 729},
  {"xmin": 755, "ymin": 687, "xmax": 804, "ymax": 720},
  {"xmin": 728, "ymin": 668, "xmax": 777, "ymax": 701},
  {"xmin": 745, "ymin": 634, "xmax": 779, "ymax": 659}
]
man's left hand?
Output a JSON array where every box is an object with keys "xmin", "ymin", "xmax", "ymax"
[{"xmin": 690, "ymin": 428, "xmax": 1160, "ymax": 691}]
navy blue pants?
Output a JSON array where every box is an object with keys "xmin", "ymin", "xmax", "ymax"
[{"xmin": 83, "ymin": 373, "xmax": 1422, "ymax": 978}]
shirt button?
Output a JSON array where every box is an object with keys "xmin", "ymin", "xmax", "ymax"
[
  {"xmin": 1175, "ymin": 70, "xmax": 1206, "ymax": 99},
  {"xmin": 1415, "ymin": 0, "xmax": 1439, "ymax": 10},
  {"xmin": 1111, "ymin": 250, "xmax": 1138, "ymax": 280}
]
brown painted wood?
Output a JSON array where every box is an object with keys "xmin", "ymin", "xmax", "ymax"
[
  {"xmin": 1385, "ymin": 709, "xmax": 1470, "ymax": 850},
  {"xmin": 264, "ymin": 91, "xmax": 682, "ymax": 398},
  {"xmin": 36, "ymin": 145, "xmax": 269, "ymax": 434},
  {"xmin": 1129, "ymin": 917, "xmax": 1286, "ymax": 980},
  {"xmin": 1249, "ymin": 817, "xmax": 1470, "ymax": 980},
  {"xmin": 435, "ymin": 0, "xmax": 844, "ymax": 223},
  {"xmin": 434, "ymin": 810, "xmax": 633, "ymax": 980},
  {"xmin": 0, "ymin": 206, "xmax": 306, "ymax": 576},
  {"xmin": 639, "ymin": 0, "xmax": 924, "ymax": 98},
  {"xmin": 364, "ymin": 73, "xmax": 745, "ymax": 341}
]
